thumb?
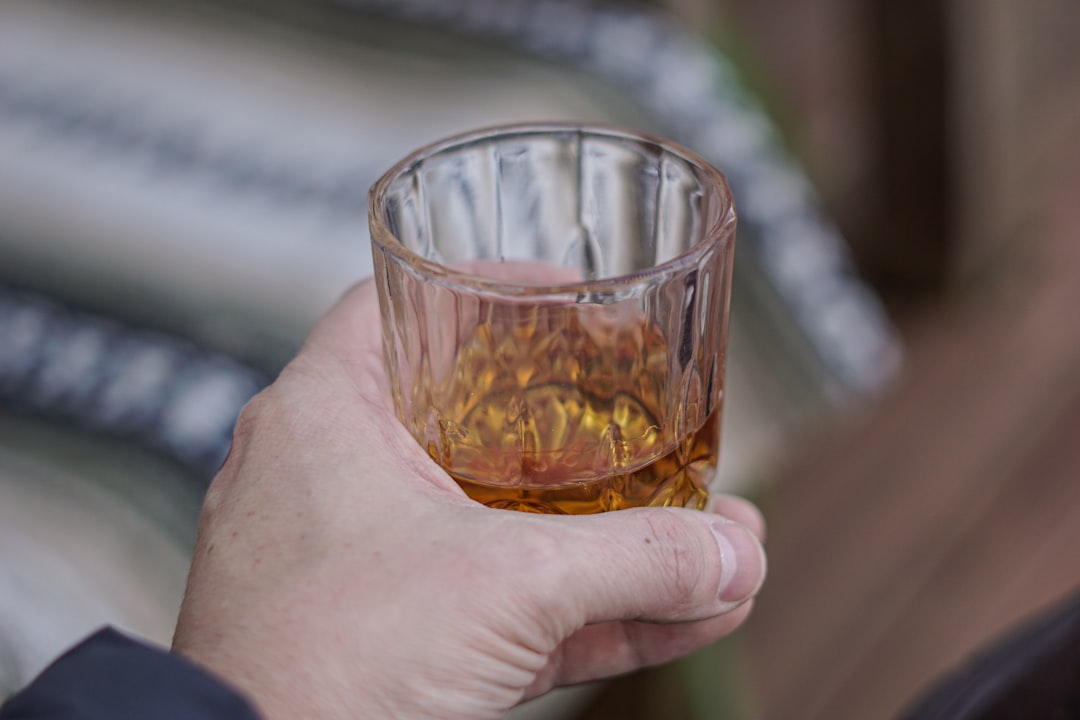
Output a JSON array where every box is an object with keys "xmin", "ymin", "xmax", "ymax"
[{"xmin": 542, "ymin": 508, "xmax": 766, "ymax": 625}]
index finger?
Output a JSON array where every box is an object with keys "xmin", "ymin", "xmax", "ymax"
[{"xmin": 289, "ymin": 279, "xmax": 391, "ymax": 411}]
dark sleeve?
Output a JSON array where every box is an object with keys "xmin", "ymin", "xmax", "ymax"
[
  {"xmin": 0, "ymin": 627, "xmax": 261, "ymax": 720},
  {"xmin": 899, "ymin": 588, "xmax": 1080, "ymax": 720}
]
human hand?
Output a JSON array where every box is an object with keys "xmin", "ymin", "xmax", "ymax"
[{"xmin": 172, "ymin": 281, "xmax": 766, "ymax": 720}]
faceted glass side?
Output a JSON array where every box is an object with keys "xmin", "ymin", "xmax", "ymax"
[{"xmin": 371, "ymin": 124, "xmax": 735, "ymax": 513}]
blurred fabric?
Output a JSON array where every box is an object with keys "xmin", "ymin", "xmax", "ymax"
[{"xmin": 0, "ymin": 1, "xmax": 908, "ymax": 717}]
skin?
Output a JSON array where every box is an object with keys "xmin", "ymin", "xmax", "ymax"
[{"xmin": 172, "ymin": 280, "xmax": 766, "ymax": 720}]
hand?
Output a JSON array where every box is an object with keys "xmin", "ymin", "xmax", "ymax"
[{"xmin": 172, "ymin": 281, "xmax": 766, "ymax": 720}]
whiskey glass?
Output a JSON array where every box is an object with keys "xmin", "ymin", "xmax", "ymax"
[{"xmin": 369, "ymin": 123, "xmax": 736, "ymax": 514}]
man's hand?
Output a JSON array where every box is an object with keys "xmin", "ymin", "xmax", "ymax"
[{"xmin": 172, "ymin": 280, "xmax": 766, "ymax": 720}]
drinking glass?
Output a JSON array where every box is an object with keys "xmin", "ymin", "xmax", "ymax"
[{"xmin": 369, "ymin": 123, "xmax": 736, "ymax": 514}]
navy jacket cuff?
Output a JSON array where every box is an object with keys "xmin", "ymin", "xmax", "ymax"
[{"xmin": 0, "ymin": 627, "xmax": 261, "ymax": 720}]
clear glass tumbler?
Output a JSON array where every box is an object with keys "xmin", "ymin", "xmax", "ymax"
[{"xmin": 369, "ymin": 123, "xmax": 736, "ymax": 514}]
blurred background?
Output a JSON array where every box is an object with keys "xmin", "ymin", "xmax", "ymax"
[{"xmin": 1, "ymin": 0, "xmax": 1078, "ymax": 718}]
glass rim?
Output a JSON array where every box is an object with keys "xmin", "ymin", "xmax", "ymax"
[{"xmin": 368, "ymin": 122, "xmax": 737, "ymax": 297}]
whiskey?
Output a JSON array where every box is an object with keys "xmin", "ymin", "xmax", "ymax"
[
  {"xmin": 422, "ymin": 308, "xmax": 721, "ymax": 514},
  {"xmin": 450, "ymin": 404, "xmax": 718, "ymax": 514}
]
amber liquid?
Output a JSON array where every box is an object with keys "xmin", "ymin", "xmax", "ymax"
[{"xmin": 426, "ymin": 310, "xmax": 719, "ymax": 514}]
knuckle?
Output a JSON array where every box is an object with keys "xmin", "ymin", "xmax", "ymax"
[
  {"xmin": 231, "ymin": 389, "xmax": 274, "ymax": 446},
  {"xmin": 642, "ymin": 510, "xmax": 717, "ymax": 609},
  {"xmin": 498, "ymin": 524, "xmax": 567, "ymax": 597},
  {"xmin": 497, "ymin": 523, "xmax": 582, "ymax": 622},
  {"xmin": 515, "ymin": 528, "xmax": 563, "ymax": 569},
  {"xmin": 199, "ymin": 471, "xmax": 230, "ymax": 521},
  {"xmin": 223, "ymin": 385, "xmax": 292, "ymax": 475},
  {"xmin": 200, "ymin": 388, "xmax": 289, "ymax": 535},
  {"xmin": 229, "ymin": 376, "xmax": 307, "ymax": 450},
  {"xmin": 532, "ymin": 564, "xmax": 588, "ymax": 635}
]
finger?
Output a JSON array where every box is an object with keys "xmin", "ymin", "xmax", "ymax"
[
  {"xmin": 274, "ymin": 280, "xmax": 395, "ymax": 412},
  {"xmin": 525, "ymin": 603, "xmax": 754, "ymax": 698},
  {"xmin": 538, "ymin": 508, "xmax": 766, "ymax": 627},
  {"xmin": 710, "ymin": 495, "xmax": 767, "ymax": 542},
  {"xmin": 256, "ymin": 281, "xmax": 449, "ymax": 490},
  {"xmin": 302, "ymin": 259, "xmax": 586, "ymax": 372},
  {"xmin": 300, "ymin": 279, "xmax": 385, "ymax": 365}
]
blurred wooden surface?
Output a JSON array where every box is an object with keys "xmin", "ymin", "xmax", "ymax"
[
  {"xmin": 741, "ymin": 1, "xmax": 1080, "ymax": 713},
  {"xmin": 742, "ymin": 145, "xmax": 1080, "ymax": 719}
]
